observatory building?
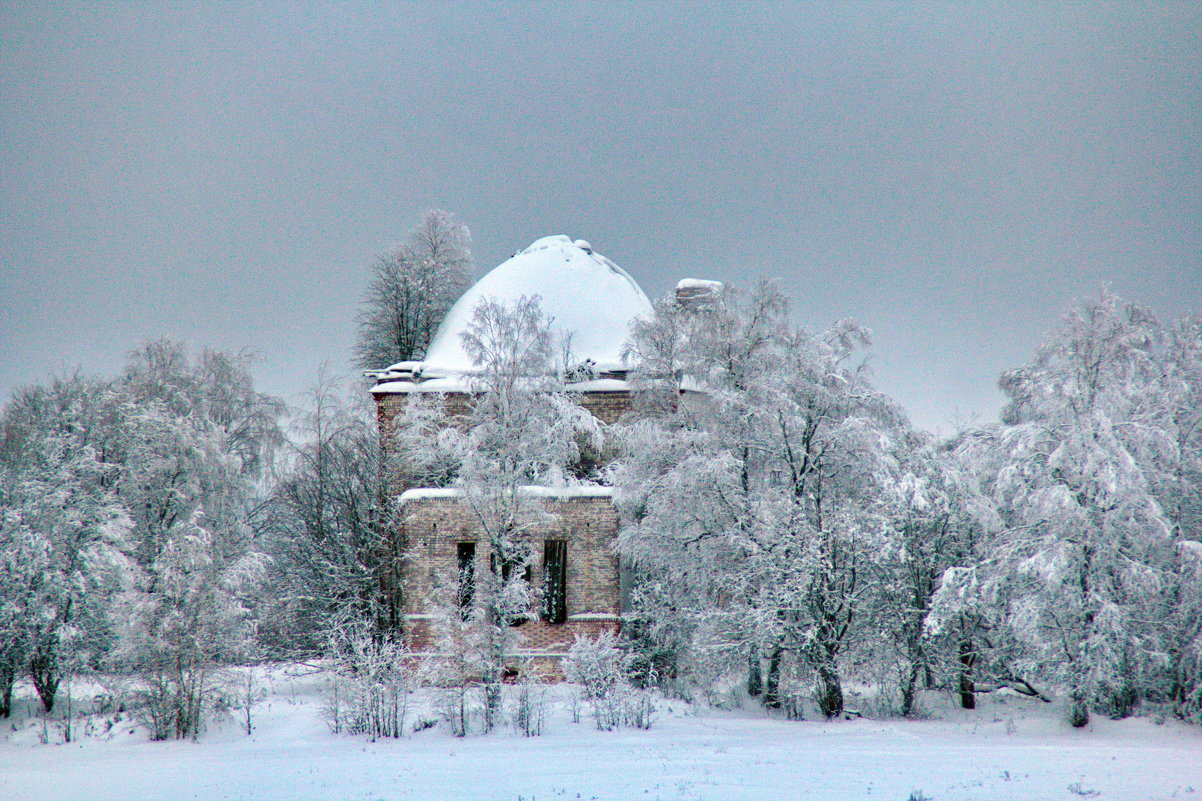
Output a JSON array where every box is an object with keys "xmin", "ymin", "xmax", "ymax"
[{"xmin": 370, "ymin": 235, "xmax": 658, "ymax": 673}]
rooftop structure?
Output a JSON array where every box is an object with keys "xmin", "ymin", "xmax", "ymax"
[{"xmin": 370, "ymin": 235, "xmax": 653, "ymax": 394}]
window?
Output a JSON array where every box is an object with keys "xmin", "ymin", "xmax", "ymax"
[
  {"xmin": 489, "ymin": 550, "xmax": 532, "ymax": 626},
  {"xmin": 542, "ymin": 540, "xmax": 567, "ymax": 624},
  {"xmin": 456, "ymin": 542, "xmax": 476, "ymax": 619},
  {"xmin": 490, "ymin": 551, "xmax": 531, "ymax": 584}
]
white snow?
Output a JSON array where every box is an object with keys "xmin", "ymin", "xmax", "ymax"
[
  {"xmin": 371, "ymin": 377, "xmax": 634, "ymax": 396},
  {"xmin": 370, "ymin": 377, "xmax": 634, "ymax": 396},
  {"xmin": 370, "ymin": 377, "xmax": 473, "ymax": 395},
  {"xmin": 563, "ymin": 378, "xmax": 630, "ymax": 393},
  {"xmin": 675, "ymin": 278, "xmax": 724, "ymax": 292},
  {"xmin": 419, "ymin": 235, "xmax": 653, "ymax": 377},
  {"xmin": 2, "ymin": 667, "xmax": 1200, "ymax": 801},
  {"xmin": 399, "ymin": 485, "xmax": 613, "ymax": 503}
]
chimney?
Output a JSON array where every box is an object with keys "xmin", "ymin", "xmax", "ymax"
[{"xmin": 675, "ymin": 278, "xmax": 724, "ymax": 309}]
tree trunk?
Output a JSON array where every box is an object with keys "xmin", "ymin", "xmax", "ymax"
[
  {"xmin": 958, "ymin": 637, "xmax": 976, "ymax": 710},
  {"xmin": 0, "ymin": 660, "xmax": 14, "ymax": 718},
  {"xmin": 901, "ymin": 661, "xmax": 919, "ymax": 717},
  {"xmin": 815, "ymin": 661, "xmax": 844, "ymax": 719},
  {"xmin": 763, "ymin": 645, "xmax": 783, "ymax": 709},
  {"xmin": 1069, "ymin": 688, "xmax": 1090, "ymax": 728},
  {"xmin": 747, "ymin": 645, "xmax": 763, "ymax": 698},
  {"xmin": 483, "ymin": 681, "xmax": 502, "ymax": 731},
  {"xmin": 30, "ymin": 650, "xmax": 58, "ymax": 713}
]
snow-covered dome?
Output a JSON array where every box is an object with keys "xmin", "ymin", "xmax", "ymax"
[{"xmin": 417, "ymin": 235, "xmax": 653, "ymax": 378}]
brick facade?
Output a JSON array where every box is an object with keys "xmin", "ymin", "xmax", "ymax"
[
  {"xmin": 375, "ymin": 387, "xmax": 635, "ymax": 445},
  {"xmin": 399, "ymin": 490, "xmax": 621, "ymax": 651},
  {"xmin": 375, "ymin": 387, "xmax": 636, "ymax": 679}
]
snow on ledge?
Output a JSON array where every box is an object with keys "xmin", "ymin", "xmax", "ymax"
[
  {"xmin": 398, "ymin": 485, "xmax": 614, "ymax": 504},
  {"xmin": 371, "ymin": 377, "xmax": 472, "ymax": 394},
  {"xmin": 371, "ymin": 377, "xmax": 631, "ymax": 395},
  {"xmin": 676, "ymin": 278, "xmax": 725, "ymax": 292},
  {"xmin": 564, "ymin": 378, "xmax": 629, "ymax": 392}
]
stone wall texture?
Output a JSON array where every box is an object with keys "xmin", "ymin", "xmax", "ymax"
[
  {"xmin": 398, "ymin": 493, "xmax": 621, "ymax": 667},
  {"xmin": 375, "ymin": 387, "xmax": 636, "ymax": 448},
  {"xmin": 375, "ymin": 387, "xmax": 633, "ymax": 679}
]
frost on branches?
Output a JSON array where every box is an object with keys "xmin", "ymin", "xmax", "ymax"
[
  {"xmin": 613, "ymin": 283, "xmax": 907, "ymax": 718},
  {"xmin": 262, "ymin": 376, "xmax": 392, "ymax": 644},
  {"xmin": 0, "ymin": 342, "xmax": 282, "ymax": 736},
  {"xmin": 353, "ymin": 209, "xmax": 472, "ymax": 371},
  {"xmin": 930, "ymin": 292, "xmax": 1202, "ymax": 726},
  {"xmin": 0, "ymin": 376, "xmax": 135, "ymax": 715},
  {"xmin": 391, "ymin": 295, "xmax": 604, "ymax": 729}
]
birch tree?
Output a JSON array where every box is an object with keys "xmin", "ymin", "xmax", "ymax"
[
  {"xmin": 0, "ymin": 376, "xmax": 135, "ymax": 713},
  {"xmin": 353, "ymin": 209, "xmax": 472, "ymax": 370},
  {"xmin": 1155, "ymin": 316, "xmax": 1202, "ymax": 719},
  {"xmin": 615, "ymin": 284, "xmax": 903, "ymax": 717},
  {"xmin": 103, "ymin": 343, "xmax": 282, "ymax": 736},
  {"xmin": 937, "ymin": 292, "xmax": 1174, "ymax": 726},
  {"xmin": 450, "ymin": 295, "xmax": 601, "ymax": 727}
]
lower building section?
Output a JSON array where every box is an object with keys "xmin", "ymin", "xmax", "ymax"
[{"xmin": 397, "ymin": 488, "xmax": 622, "ymax": 680}]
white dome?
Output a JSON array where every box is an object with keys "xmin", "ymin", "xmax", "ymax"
[{"xmin": 420, "ymin": 235, "xmax": 652, "ymax": 377}]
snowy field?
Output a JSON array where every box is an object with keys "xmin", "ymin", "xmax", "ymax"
[{"xmin": 2, "ymin": 666, "xmax": 1200, "ymax": 801}]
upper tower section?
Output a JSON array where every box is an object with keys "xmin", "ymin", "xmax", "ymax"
[{"xmin": 370, "ymin": 235, "xmax": 653, "ymax": 397}]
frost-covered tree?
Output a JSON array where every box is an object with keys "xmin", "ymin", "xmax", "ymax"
[
  {"xmin": 102, "ymin": 343, "xmax": 283, "ymax": 735},
  {"xmin": 394, "ymin": 295, "xmax": 601, "ymax": 727},
  {"xmin": 1154, "ymin": 316, "xmax": 1202, "ymax": 720},
  {"xmin": 614, "ymin": 283, "xmax": 903, "ymax": 717},
  {"xmin": 871, "ymin": 434, "xmax": 1002, "ymax": 714},
  {"xmin": 109, "ymin": 341, "xmax": 284, "ymax": 566},
  {"xmin": 353, "ymin": 209, "xmax": 473, "ymax": 371},
  {"xmin": 458, "ymin": 295, "xmax": 601, "ymax": 724},
  {"xmin": 0, "ymin": 376, "xmax": 135, "ymax": 712},
  {"xmin": 0, "ymin": 344, "xmax": 281, "ymax": 725},
  {"xmin": 933, "ymin": 292, "xmax": 1175, "ymax": 726},
  {"xmin": 110, "ymin": 510, "xmax": 264, "ymax": 740},
  {"xmin": 262, "ymin": 376, "xmax": 391, "ymax": 647},
  {"xmin": 0, "ymin": 510, "xmax": 38, "ymax": 716}
]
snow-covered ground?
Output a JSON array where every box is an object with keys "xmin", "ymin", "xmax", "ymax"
[{"xmin": 2, "ymin": 666, "xmax": 1200, "ymax": 801}]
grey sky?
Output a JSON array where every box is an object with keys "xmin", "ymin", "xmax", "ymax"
[{"xmin": 2, "ymin": 2, "xmax": 1199, "ymax": 434}]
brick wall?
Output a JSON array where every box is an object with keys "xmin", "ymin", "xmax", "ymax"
[
  {"xmin": 375, "ymin": 387, "xmax": 635, "ymax": 445},
  {"xmin": 375, "ymin": 385, "xmax": 634, "ymax": 679},
  {"xmin": 575, "ymin": 390, "xmax": 635, "ymax": 424},
  {"xmin": 399, "ymin": 493, "xmax": 621, "ymax": 662}
]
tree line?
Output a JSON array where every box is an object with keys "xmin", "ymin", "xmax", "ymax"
[
  {"xmin": 1, "ymin": 210, "xmax": 1199, "ymax": 736},
  {"xmin": 611, "ymin": 283, "xmax": 1202, "ymax": 727}
]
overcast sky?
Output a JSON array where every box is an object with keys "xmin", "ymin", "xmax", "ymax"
[{"xmin": 2, "ymin": 2, "xmax": 1199, "ymax": 434}]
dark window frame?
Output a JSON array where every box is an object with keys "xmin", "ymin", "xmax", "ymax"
[
  {"xmin": 456, "ymin": 542, "xmax": 476, "ymax": 619},
  {"xmin": 542, "ymin": 539, "xmax": 568, "ymax": 624}
]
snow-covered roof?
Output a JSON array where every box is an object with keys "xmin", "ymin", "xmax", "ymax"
[
  {"xmin": 370, "ymin": 376, "xmax": 635, "ymax": 395},
  {"xmin": 415, "ymin": 235, "xmax": 653, "ymax": 379},
  {"xmin": 398, "ymin": 485, "xmax": 613, "ymax": 504},
  {"xmin": 676, "ymin": 278, "xmax": 724, "ymax": 292}
]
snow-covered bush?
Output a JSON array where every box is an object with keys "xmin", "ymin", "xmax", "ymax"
[
  {"xmin": 324, "ymin": 625, "xmax": 417, "ymax": 740},
  {"xmin": 564, "ymin": 633, "xmax": 655, "ymax": 731},
  {"xmin": 509, "ymin": 665, "xmax": 547, "ymax": 737},
  {"xmin": 564, "ymin": 633, "xmax": 624, "ymax": 730}
]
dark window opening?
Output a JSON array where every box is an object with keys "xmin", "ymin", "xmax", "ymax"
[
  {"xmin": 457, "ymin": 542, "xmax": 476, "ymax": 619},
  {"xmin": 542, "ymin": 540, "xmax": 567, "ymax": 624},
  {"xmin": 489, "ymin": 550, "xmax": 532, "ymax": 626},
  {"xmin": 490, "ymin": 551, "xmax": 531, "ymax": 584}
]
